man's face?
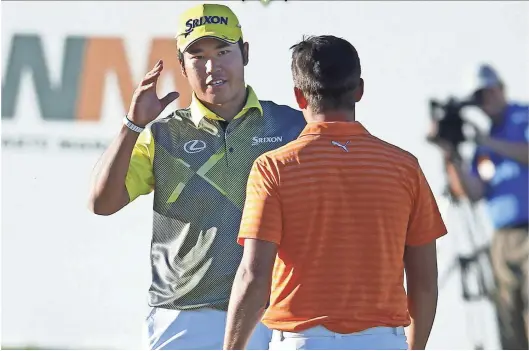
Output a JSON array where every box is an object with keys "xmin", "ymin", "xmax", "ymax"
[
  {"xmin": 475, "ymin": 85, "xmax": 506, "ymax": 119},
  {"xmin": 182, "ymin": 38, "xmax": 247, "ymax": 105}
]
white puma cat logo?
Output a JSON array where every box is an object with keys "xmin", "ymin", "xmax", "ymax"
[{"xmin": 331, "ymin": 140, "xmax": 350, "ymax": 152}]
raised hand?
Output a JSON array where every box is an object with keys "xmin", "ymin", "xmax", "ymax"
[{"xmin": 127, "ymin": 60, "xmax": 180, "ymax": 127}]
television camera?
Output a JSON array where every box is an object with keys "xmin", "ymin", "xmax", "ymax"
[{"xmin": 427, "ymin": 97, "xmax": 476, "ymax": 148}]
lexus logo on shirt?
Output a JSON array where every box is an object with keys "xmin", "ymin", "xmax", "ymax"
[{"xmin": 184, "ymin": 140, "xmax": 207, "ymax": 154}]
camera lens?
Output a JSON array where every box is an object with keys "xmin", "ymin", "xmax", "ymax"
[{"xmin": 472, "ymin": 89, "xmax": 485, "ymax": 105}]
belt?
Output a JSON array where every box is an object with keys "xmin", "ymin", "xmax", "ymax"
[{"xmin": 499, "ymin": 223, "xmax": 529, "ymax": 231}]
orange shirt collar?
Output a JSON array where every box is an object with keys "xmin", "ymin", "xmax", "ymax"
[{"xmin": 299, "ymin": 121, "xmax": 370, "ymax": 137}]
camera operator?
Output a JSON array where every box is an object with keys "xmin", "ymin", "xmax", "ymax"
[{"xmin": 430, "ymin": 64, "xmax": 528, "ymax": 350}]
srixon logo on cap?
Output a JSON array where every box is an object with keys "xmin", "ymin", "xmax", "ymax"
[{"xmin": 185, "ymin": 16, "xmax": 229, "ymax": 34}]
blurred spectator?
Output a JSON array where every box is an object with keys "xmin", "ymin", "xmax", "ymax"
[{"xmin": 431, "ymin": 64, "xmax": 528, "ymax": 350}]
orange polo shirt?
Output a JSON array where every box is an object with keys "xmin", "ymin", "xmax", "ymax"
[{"xmin": 238, "ymin": 121, "xmax": 447, "ymax": 334}]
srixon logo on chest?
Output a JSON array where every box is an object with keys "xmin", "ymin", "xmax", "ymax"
[{"xmin": 251, "ymin": 136, "xmax": 283, "ymax": 146}]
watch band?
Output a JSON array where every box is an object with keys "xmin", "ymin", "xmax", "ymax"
[{"xmin": 123, "ymin": 116, "xmax": 145, "ymax": 133}]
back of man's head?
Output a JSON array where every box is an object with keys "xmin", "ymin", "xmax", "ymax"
[{"xmin": 290, "ymin": 35, "xmax": 362, "ymax": 114}]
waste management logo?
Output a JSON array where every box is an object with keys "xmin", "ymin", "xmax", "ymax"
[{"xmin": 1, "ymin": 34, "xmax": 192, "ymax": 151}]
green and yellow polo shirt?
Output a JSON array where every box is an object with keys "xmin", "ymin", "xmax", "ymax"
[{"xmin": 125, "ymin": 86, "xmax": 306, "ymax": 310}]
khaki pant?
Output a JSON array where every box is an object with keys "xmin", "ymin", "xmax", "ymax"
[{"xmin": 490, "ymin": 226, "xmax": 529, "ymax": 350}]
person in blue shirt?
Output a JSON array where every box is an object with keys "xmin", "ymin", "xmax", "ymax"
[{"xmin": 432, "ymin": 64, "xmax": 528, "ymax": 350}]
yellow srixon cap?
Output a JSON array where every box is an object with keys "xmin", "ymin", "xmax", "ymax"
[{"xmin": 176, "ymin": 4, "xmax": 243, "ymax": 53}]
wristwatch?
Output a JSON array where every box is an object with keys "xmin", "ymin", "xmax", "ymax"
[{"xmin": 123, "ymin": 116, "xmax": 145, "ymax": 133}]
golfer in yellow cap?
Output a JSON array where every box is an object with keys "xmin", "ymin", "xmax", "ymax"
[{"xmin": 88, "ymin": 3, "xmax": 305, "ymax": 350}]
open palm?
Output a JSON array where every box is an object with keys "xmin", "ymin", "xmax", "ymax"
[{"xmin": 128, "ymin": 60, "xmax": 180, "ymax": 127}]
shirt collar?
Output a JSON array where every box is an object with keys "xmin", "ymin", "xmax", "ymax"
[
  {"xmin": 299, "ymin": 121, "xmax": 370, "ymax": 137},
  {"xmin": 189, "ymin": 85, "xmax": 263, "ymax": 127}
]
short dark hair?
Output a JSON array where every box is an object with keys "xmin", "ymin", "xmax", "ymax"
[
  {"xmin": 178, "ymin": 39, "xmax": 245, "ymax": 63},
  {"xmin": 290, "ymin": 35, "xmax": 361, "ymax": 113}
]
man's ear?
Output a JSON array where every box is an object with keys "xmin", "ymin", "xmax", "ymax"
[
  {"xmin": 354, "ymin": 78, "xmax": 364, "ymax": 103},
  {"xmin": 180, "ymin": 60, "xmax": 187, "ymax": 78},
  {"xmin": 177, "ymin": 48, "xmax": 188, "ymax": 77},
  {"xmin": 242, "ymin": 42, "xmax": 249, "ymax": 66},
  {"xmin": 294, "ymin": 87, "xmax": 308, "ymax": 110}
]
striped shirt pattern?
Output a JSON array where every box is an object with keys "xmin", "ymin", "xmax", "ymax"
[{"xmin": 238, "ymin": 121, "xmax": 447, "ymax": 333}]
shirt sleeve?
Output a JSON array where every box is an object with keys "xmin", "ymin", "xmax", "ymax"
[
  {"xmin": 237, "ymin": 157, "xmax": 282, "ymax": 246},
  {"xmin": 125, "ymin": 128, "xmax": 155, "ymax": 202},
  {"xmin": 406, "ymin": 163, "xmax": 448, "ymax": 246}
]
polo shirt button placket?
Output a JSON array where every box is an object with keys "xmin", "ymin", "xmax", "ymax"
[
  {"xmin": 226, "ymin": 142, "xmax": 234, "ymax": 166},
  {"xmin": 224, "ymin": 125, "xmax": 234, "ymax": 164}
]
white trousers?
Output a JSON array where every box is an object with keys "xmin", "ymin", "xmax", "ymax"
[
  {"xmin": 143, "ymin": 307, "xmax": 272, "ymax": 350},
  {"xmin": 269, "ymin": 325, "xmax": 408, "ymax": 350}
]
